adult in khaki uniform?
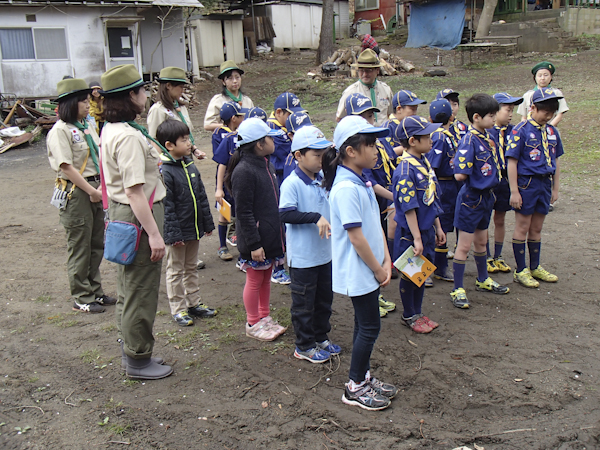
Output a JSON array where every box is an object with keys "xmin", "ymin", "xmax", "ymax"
[
  {"xmin": 204, "ymin": 60, "xmax": 254, "ymax": 131},
  {"xmin": 335, "ymin": 49, "xmax": 394, "ymax": 127},
  {"xmin": 100, "ymin": 64, "xmax": 172, "ymax": 380},
  {"xmin": 47, "ymin": 78, "xmax": 117, "ymax": 313}
]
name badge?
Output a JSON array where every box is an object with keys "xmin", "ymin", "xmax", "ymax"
[{"xmin": 71, "ymin": 129, "xmax": 81, "ymax": 143}]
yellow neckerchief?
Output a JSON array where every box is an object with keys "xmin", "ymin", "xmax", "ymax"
[
  {"xmin": 436, "ymin": 126, "xmax": 457, "ymax": 149},
  {"xmin": 376, "ymin": 139, "xmax": 396, "ymax": 187},
  {"xmin": 493, "ymin": 124, "xmax": 508, "ymax": 168},
  {"xmin": 527, "ymin": 115, "xmax": 553, "ymax": 167},
  {"xmin": 468, "ymin": 126, "xmax": 501, "ymax": 181},
  {"xmin": 451, "ymin": 119, "xmax": 463, "ymax": 139},
  {"xmin": 399, "ymin": 152, "xmax": 437, "ymax": 206},
  {"xmin": 267, "ymin": 116, "xmax": 288, "ymax": 133}
]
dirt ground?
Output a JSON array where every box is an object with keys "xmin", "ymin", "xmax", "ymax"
[{"xmin": 1, "ymin": 45, "xmax": 600, "ymax": 450}]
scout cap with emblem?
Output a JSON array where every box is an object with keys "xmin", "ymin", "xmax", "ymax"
[
  {"xmin": 435, "ymin": 88, "xmax": 460, "ymax": 102},
  {"xmin": 291, "ymin": 126, "xmax": 333, "ymax": 152},
  {"xmin": 345, "ymin": 93, "xmax": 381, "ymax": 116},
  {"xmin": 393, "ymin": 90, "xmax": 427, "ymax": 109},
  {"xmin": 354, "ymin": 48, "xmax": 382, "ymax": 68},
  {"xmin": 218, "ymin": 60, "xmax": 244, "ymax": 79},
  {"xmin": 56, "ymin": 78, "xmax": 92, "ymax": 100},
  {"xmin": 531, "ymin": 61, "xmax": 555, "ymax": 75},
  {"xmin": 236, "ymin": 118, "xmax": 285, "ymax": 147},
  {"xmin": 429, "ymin": 99, "xmax": 452, "ymax": 123},
  {"xmin": 333, "ymin": 115, "xmax": 389, "ymax": 150},
  {"xmin": 157, "ymin": 66, "xmax": 189, "ymax": 84},
  {"xmin": 100, "ymin": 64, "xmax": 150, "ymax": 95},
  {"xmin": 532, "ymin": 87, "xmax": 563, "ymax": 104},
  {"xmin": 493, "ymin": 92, "xmax": 524, "ymax": 105},
  {"xmin": 397, "ymin": 115, "xmax": 441, "ymax": 141},
  {"xmin": 286, "ymin": 111, "xmax": 313, "ymax": 134},
  {"xmin": 274, "ymin": 92, "xmax": 305, "ymax": 114},
  {"xmin": 246, "ymin": 107, "xmax": 268, "ymax": 122},
  {"xmin": 220, "ymin": 102, "xmax": 248, "ymax": 121}
]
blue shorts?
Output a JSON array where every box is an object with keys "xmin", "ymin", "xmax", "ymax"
[
  {"xmin": 493, "ymin": 178, "xmax": 512, "ymax": 212},
  {"xmin": 517, "ymin": 175, "xmax": 552, "ymax": 216},
  {"xmin": 454, "ymin": 186, "xmax": 494, "ymax": 234},
  {"xmin": 394, "ymin": 226, "xmax": 435, "ymax": 263},
  {"xmin": 438, "ymin": 179, "xmax": 460, "ymax": 234}
]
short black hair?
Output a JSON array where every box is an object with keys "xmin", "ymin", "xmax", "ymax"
[
  {"xmin": 293, "ymin": 146, "xmax": 331, "ymax": 158},
  {"xmin": 57, "ymin": 92, "xmax": 89, "ymax": 124},
  {"xmin": 156, "ymin": 119, "xmax": 190, "ymax": 148},
  {"xmin": 432, "ymin": 111, "xmax": 451, "ymax": 126},
  {"xmin": 399, "ymin": 135, "xmax": 424, "ymax": 149},
  {"xmin": 465, "ymin": 94, "xmax": 499, "ymax": 123},
  {"xmin": 446, "ymin": 94, "xmax": 460, "ymax": 104},
  {"xmin": 533, "ymin": 98, "xmax": 559, "ymax": 113}
]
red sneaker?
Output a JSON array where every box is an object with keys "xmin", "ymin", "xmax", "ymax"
[
  {"xmin": 402, "ymin": 316, "xmax": 433, "ymax": 334},
  {"xmin": 420, "ymin": 315, "xmax": 439, "ymax": 330}
]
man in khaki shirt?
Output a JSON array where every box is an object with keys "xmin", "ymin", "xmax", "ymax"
[{"xmin": 336, "ymin": 49, "xmax": 394, "ymax": 127}]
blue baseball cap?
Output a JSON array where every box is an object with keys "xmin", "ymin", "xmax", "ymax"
[
  {"xmin": 274, "ymin": 92, "xmax": 305, "ymax": 114},
  {"xmin": 393, "ymin": 90, "xmax": 427, "ymax": 109},
  {"xmin": 435, "ymin": 89, "xmax": 460, "ymax": 101},
  {"xmin": 345, "ymin": 93, "xmax": 380, "ymax": 116},
  {"xmin": 532, "ymin": 87, "xmax": 563, "ymax": 104},
  {"xmin": 246, "ymin": 107, "xmax": 267, "ymax": 122},
  {"xmin": 286, "ymin": 111, "xmax": 313, "ymax": 134},
  {"xmin": 397, "ymin": 115, "xmax": 441, "ymax": 141},
  {"xmin": 493, "ymin": 92, "xmax": 524, "ymax": 105},
  {"xmin": 291, "ymin": 126, "xmax": 333, "ymax": 152},
  {"xmin": 220, "ymin": 102, "xmax": 247, "ymax": 121},
  {"xmin": 236, "ymin": 118, "xmax": 285, "ymax": 147},
  {"xmin": 333, "ymin": 115, "xmax": 389, "ymax": 150},
  {"xmin": 429, "ymin": 99, "xmax": 452, "ymax": 123}
]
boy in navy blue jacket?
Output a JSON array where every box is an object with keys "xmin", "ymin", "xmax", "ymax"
[{"xmin": 158, "ymin": 120, "xmax": 216, "ymax": 327}]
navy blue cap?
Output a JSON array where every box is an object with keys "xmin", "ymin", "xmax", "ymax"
[
  {"xmin": 285, "ymin": 111, "xmax": 313, "ymax": 134},
  {"xmin": 393, "ymin": 90, "xmax": 427, "ymax": 109},
  {"xmin": 397, "ymin": 115, "xmax": 441, "ymax": 141},
  {"xmin": 246, "ymin": 107, "xmax": 267, "ymax": 122},
  {"xmin": 493, "ymin": 92, "xmax": 524, "ymax": 105},
  {"xmin": 429, "ymin": 99, "xmax": 452, "ymax": 123},
  {"xmin": 220, "ymin": 102, "xmax": 247, "ymax": 121},
  {"xmin": 532, "ymin": 87, "xmax": 563, "ymax": 104},
  {"xmin": 274, "ymin": 92, "xmax": 305, "ymax": 114},
  {"xmin": 435, "ymin": 89, "xmax": 459, "ymax": 101},
  {"xmin": 345, "ymin": 93, "xmax": 380, "ymax": 116}
]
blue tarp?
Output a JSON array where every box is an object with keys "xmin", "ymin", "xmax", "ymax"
[{"xmin": 406, "ymin": 0, "xmax": 466, "ymax": 50}]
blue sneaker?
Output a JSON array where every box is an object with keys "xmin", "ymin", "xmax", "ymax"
[
  {"xmin": 271, "ymin": 269, "xmax": 291, "ymax": 285},
  {"xmin": 294, "ymin": 346, "xmax": 331, "ymax": 364},
  {"xmin": 317, "ymin": 339, "xmax": 341, "ymax": 355}
]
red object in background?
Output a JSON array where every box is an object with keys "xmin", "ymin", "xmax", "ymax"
[
  {"xmin": 361, "ymin": 34, "xmax": 379, "ymax": 51},
  {"xmin": 354, "ymin": 0, "xmax": 396, "ymax": 31}
]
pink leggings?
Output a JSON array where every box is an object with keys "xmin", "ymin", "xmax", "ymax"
[{"xmin": 243, "ymin": 266, "xmax": 273, "ymax": 325}]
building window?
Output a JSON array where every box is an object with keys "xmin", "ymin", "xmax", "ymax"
[
  {"xmin": 355, "ymin": 0, "xmax": 379, "ymax": 12},
  {"xmin": 26, "ymin": 14, "xmax": 37, "ymax": 22},
  {"xmin": 0, "ymin": 28, "xmax": 68, "ymax": 60}
]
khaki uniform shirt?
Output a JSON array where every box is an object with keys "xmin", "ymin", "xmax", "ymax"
[
  {"xmin": 47, "ymin": 119, "xmax": 99, "ymax": 179},
  {"xmin": 336, "ymin": 79, "xmax": 394, "ymax": 127},
  {"xmin": 101, "ymin": 122, "xmax": 166, "ymax": 204},
  {"xmin": 204, "ymin": 93, "xmax": 254, "ymax": 129},
  {"xmin": 147, "ymin": 101, "xmax": 193, "ymax": 139},
  {"xmin": 517, "ymin": 88, "xmax": 569, "ymax": 118}
]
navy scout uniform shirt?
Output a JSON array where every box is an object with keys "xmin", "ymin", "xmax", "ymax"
[
  {"xmin": 505, "ymin": 119, "xmax": 563, "ymax": 176},
  {"xmin": 453, "ymin": 127, "xmax": 501, "ymax": 191}
]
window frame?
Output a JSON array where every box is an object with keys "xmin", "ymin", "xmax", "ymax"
[
  {"xmin": 355, "ymin": 0, "xmax": 380, "ymax": 12},
  {"xmin": 0, "ymin": 27, "xmax": 69, "ymax": 61}
]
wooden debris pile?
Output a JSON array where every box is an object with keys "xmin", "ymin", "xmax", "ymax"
[{"xmin": 149, "ymin": 81, "xmax": 199, "ymax": 110}]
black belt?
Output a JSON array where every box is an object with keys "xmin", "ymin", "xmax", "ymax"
[
  {"xmin": 467, "ymin": 187, "xmax": 494, "ymax": 194},
  {"xmin": 528, "ymin": 174, "xmax": 552, "ymax": 180},
  {"xmin": 437, "ymin": 176, "xmax": 454, "ymax": 181},
  {"xmin": 85, "ymin": 175, "xmax": 101, "ymax": 182}
]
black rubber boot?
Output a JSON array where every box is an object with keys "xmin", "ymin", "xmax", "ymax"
[
  {"xmin": 120, "ymin": 341, "xmax": 164, "ymax": 370},
  {"xmin": 125, "ymin": 356, "xmax": 173, "ymax": 380}
]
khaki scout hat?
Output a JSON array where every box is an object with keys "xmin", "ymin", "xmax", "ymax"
[
  {"xmin": 157, "ymin": 66, "xmax": 189, "ymax": 84},
  {"xmin": 56, "ymin": 78, "xmax": 92, "ymax": 100},
  {"xmin": 354, "ymin": 49, "xmax": 382, "ymax": 69},
  {"xmin": 218, "ymin": 60, "xmax": 244, "ymax": 79},
  {"xmin": 100, "ymin": 64, "xmax": 150, "ymax": 95}
]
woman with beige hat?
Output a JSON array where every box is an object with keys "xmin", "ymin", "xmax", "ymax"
[
  {"xmin": 204, "ymin": 60, "xmax": 254, "ymax": 131},
  {"xmin": 100, "ymin": 64, "xmax": 172, "ymax": 380}
]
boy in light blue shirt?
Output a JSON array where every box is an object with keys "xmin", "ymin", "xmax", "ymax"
[{"xmin": 280, "ymin": 126, "xmax": 341, "ymax": 364}]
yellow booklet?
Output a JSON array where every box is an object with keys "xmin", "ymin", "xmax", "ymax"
[
  {"xmin": 393, "ymin": 245, "xmax": 436, "ymax": 288},
  {"xmin": 217, "ymin": 199, "xmax": 231, "ymax": 222}
]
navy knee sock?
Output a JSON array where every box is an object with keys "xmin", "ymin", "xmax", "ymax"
[
  {"xmin": 486, "ymin": 240, "xmax": 491, "ymax": 258},
  {"xmin": 473, "ymin": 251, "xmax": 488, "ymax": 282},
  {"xmin": 414, "ymin": 284, "xmax": 425, "ymax": 315},
  {"xmin": 400, "ymin": 277, "xmax": 416, "ymax": 318},
  {"xmin": 434, "ymin": 245, "xmax": 448, "ymax": 274},
  {"xmin": 513, "ymin": 239, "xmax": 526, "ymax": 272},
  {"xmin": 453, "ymin": 259, "xmax": 466, "ymax": 290},
  {"xmin": 494, "ymin": 241, "xmax": 503, "ymax": 259},
  {"xmin": 218, "ymin": 223, "xmax": 227, "ymax": 248},
  {"xmin": 528, "ymin": 239, "xmax": 541, "ymax": 270}
]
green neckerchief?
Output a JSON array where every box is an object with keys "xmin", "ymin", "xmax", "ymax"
[
  {"xmin": 126, "ymin": 121, "xmax": 176, "ymax": 163},
  {"xmin": 173, "ymin": 101, "xmax": 195, "ymax": 146},
  {"xmin": 72, "ymin": 120, "xmax": 100, "ymax": 172},
  {"xmin": 359, "ymin": 79, "xmax": 378, "ymax": 123},
  {"xmin": 225, "ymin": 88, "xmax": 243, "ymax": 103},
  {"xmin": 534, "ymin": 84, "xmax": 551, "ymax": 91}
]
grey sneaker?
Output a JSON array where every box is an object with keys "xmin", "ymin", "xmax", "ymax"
[
  {"xmin": 341, "ymin": 383, "xmax": 391, "ymax": 411},
  {"xmin": 368, "ymin": 375, "xmax": 398, "ymax": 399}
]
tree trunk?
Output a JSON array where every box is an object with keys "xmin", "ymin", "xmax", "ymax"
[
  {"xmin": 316, "ymin": 0, "xmax": 335, "ymax": 64},
  {"xmin": 475, "ymin": 0, "xmax": 499, "ymax": 39}
]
